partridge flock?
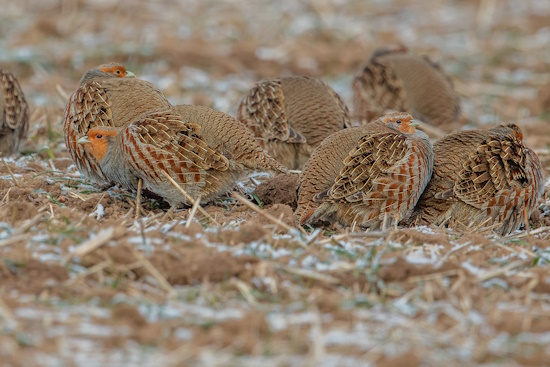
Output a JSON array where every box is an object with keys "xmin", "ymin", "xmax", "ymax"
[{"xmin": 2, "ymin": 44, "xmax": 544, "ymax": 235}]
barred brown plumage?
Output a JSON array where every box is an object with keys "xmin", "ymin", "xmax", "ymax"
[
  {"xmin": 0, "ymin": 69, "xmax": 30, "ymax": 156},
  {"xmin": 78, "ymin": 105, "xmax": 287, "ymax": 207},
  {"xmin": 237, "ymin": 76, "xmax": 352, "ymax": 170},
  {"xmin": 352, "ymin": 46, "xmax": 461, "ymax": 132},
  {"xmin": 63, "ymin": 63, "xmax": 170, "ymax": 182},
  {"xmin": 296, "ymin": 112, "xmax": 433, "ymax": 229},
  {"xmin": 402, "ymin": 124, "xmax": 544, "ymax": 235}
]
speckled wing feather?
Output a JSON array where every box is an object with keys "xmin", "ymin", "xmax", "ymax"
[
  {"xmin": 121, "ymin": 110, "xmax": 229, "ymax": 186},
  {"xmin": 449, "ymin": 136, "xmax": 528, "ymax": 208},
  {"xmin": 238, "ymin": 79, "xmax": 306, "ymax": 144},
  {"xmin": 315, "ymin": 132, "xmax": 412, "ymax": 208},
  {"xmin": 1, "ymin": 70, "xmax": 28, "ymax": 130},
  {"xmin": 1, "ymin": 70, "xmax": 30, "ymax": 155},
  {"xmin": 353, "ymin": 55, "xmax": 408, "ymax": 123},
  {"xmin": 64, "ymin": 82, "xmax": 114, "ymax": 180},
  {"xmin": 450, "ymin": 134, "xmax": 543, "ymax": 233}
]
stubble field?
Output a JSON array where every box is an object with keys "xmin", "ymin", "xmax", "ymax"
[{"xmin": 1, "ymin": 0, "xmax": 550, "ymax": 366}]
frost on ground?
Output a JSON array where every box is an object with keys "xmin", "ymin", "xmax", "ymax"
[{"xmin": 1, "ymin": 0, "xmax": 550, "ymax": 366}]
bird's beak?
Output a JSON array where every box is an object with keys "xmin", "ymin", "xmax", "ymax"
[
  {"xmin": 77, "ymin": 136, "xmax": 90, "ymax": 145},
  {"xmin": 125, "ymin": 71, "xmax": 136, "ymax": 78},
  {"xmin": 409, "ymin": 121, "xmax": 420, "ymax": 128}
]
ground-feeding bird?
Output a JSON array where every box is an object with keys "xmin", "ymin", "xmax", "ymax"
[
  {"xmin": 402, "ymin": 124, "xmax": 544, "ymax": 235},
  {"xmin": 352, "ymin": 46, "xmax": 461, "ymax": 132},
  {"xmin": 296, "ymin": 112, "xmax": 433, "ymax": 229},
  {"xmin": 63, "ymin": 62, "xmax": 171, "ymax": 182},
  {"xmin": 1, "ymin": 69, "xmax": 30, "ymax": 156},
  {"xmin": 237, "ymin": 76, "xmax": 352, "ymax": 170},
  {"xmin": 77, "ymin": 105, "xmax": 287, "ymax": 207}
]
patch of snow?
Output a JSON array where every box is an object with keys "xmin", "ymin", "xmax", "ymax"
[
  {"xmin": 89, "ymin": 203, "xmax": 104, "ymax": 220},
  {"xmin": 461, "ymin": 260, "xmax": 483, "ymax": 275}
]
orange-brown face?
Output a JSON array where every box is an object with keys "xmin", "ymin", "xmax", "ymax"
[
  {"xmin": 78, "ymin": 128, "xmax": 118, "ymax": 162},
  {"xmin": 508, "ymin": 124, "xmax": 524, "ymax": 141},
  {"xmin": 380, "ymin": 113, "xmax": 416, "ymax": 134},
  {"xmin": 99, "ymin": 64, "xmax": 129, "ymax": 78}
]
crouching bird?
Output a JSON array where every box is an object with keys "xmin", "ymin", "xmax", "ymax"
[
  {"xmin": 402, "ymin": 124, "xmax": 544, "ymax": 235},
  {"xmin": 63, "ymin": 62, "xmax": 171, "ymax": 182},
  {"xmin": 78, "ymin": 105, "xmax": 286, "ymax": 207},
  {"xmin": 296, "ymin": 112, "xmax": 433, "ymax": 229}
]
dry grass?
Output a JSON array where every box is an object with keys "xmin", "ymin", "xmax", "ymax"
[{"xmin": 1, "ymin": 0, "xmax": 550, "ymax": 366}]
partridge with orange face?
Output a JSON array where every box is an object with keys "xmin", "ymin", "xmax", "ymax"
[
  {"xmin": 403, "ymin": 124, "xmax": 544, "ymax": 235},
  {"xmin": 353, "ymin": 47, "xmax": 461, "ymax": 132},
  {"xmin": 1, "ymin": 69, "xmax": 30, "ymax": 156},
  {"xmin": 237, "ymin": 76, "xmax": 352, "ymax": 170},
  {"xmin": 78, "ymin": 105, "xmax": 286, "ymax": 207},
  {"xmin": 63, "ymin": 62, "xmax": 171, "ymax": 182},
  {"xmin": 296, "ymin": 112, "xmax": 433, "ymax": 229}
]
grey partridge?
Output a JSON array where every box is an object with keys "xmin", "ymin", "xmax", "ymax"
[
  {"xmin": 237, "ymin": 76, "xmax": 352, "ymax": 170},
  {"xmin": 77, "ymin": 105, "xmax": 286, "ymax": 207},
  {"xmin": 403, "ymin": 124, "xmax": 544, "ymax": 235},
  {"xmin": 63, "ymin": 62, "xmax": 171, "ymax": 182},
  {"xmin": 296, "ymin": 112, "xmax": 433, "ymax": 229},
  {"xmin": 0, "ymin": 69, "xmax": 30, "ymax": 156},
  {"xmin": 352, "ymin": 46, "xmax": 461, "ymax": 132}
]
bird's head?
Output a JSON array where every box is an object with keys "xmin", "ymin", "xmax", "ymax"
[
  {"xmin": 379, "ymin": 112, "xmax": 418, "ymax": 134},
  {"xmin": 77, "ymin": 127, "xmax": 119, "ymax": 162},
  {"xmin": 506, "ymin": 124, "xmax": 524, "ymax": 141},
  {"xmin": 79, "ymin": 62, "xmax": 135, "ymax": 84}
]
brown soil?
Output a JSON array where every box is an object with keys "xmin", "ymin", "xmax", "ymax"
[{"xmin": 255, "ymin": 173, "xmax": 299, "ymax": 209}]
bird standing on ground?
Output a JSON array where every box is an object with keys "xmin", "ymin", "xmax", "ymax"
[
  {"xmin": 352, "ymin": 46, "xmax": 461, "ymax": 132},
  {"xmin": 238, "ymin": 76, "xmax": 352, "ymax": 170},
  {"xmin": 1, "ymin": 69, "xmax": 30, "ymax": 156},
  {"xmin": 78, "ymin": 105, "xmax": 286, "ymax": 207},
  {"xmin": 296, "ymin": 112, "xmax": 433, "ymax": 229},
  {"xmin": 402, "ymin": 124, "xmax": 544, "ymax": 235},
  {"xmin": 63, "ymin": 62, "xmax": 171, "ymax": 182}
]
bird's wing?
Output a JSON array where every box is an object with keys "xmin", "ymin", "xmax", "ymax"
[
  {"xmin": 314, "ymin": 131, "xmax": 412, "ymax": 204},
  {"xmin": 1, "ymin": 70, "xmax": 29, "ymax": 130},
  {"xmin": 123, "ymin": 109, "xmax": 229, "ymax": 184},
  {"xmin": 63, "ymin": 81, "xmax": 114, "ymax": 181},
  {"xmin": 452, "ymin": 136, "xmax": 529, "ymax": 209},
  {"xmin": 238, "ymin": 79, "xmax": 306, "ymax": 143}
]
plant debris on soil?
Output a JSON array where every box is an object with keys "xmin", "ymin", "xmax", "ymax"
[{"xmin": 1, "ymin": 0, "xmax": 550, "ymax": 366}]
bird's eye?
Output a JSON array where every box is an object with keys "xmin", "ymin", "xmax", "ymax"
[
  {"xmin": 396, "ymin": 120, "xmax": 401, "ymax": 124},
  {"xmin": 96, "ymin": 134, "xmax": 103, "ymax": 139},
  {"xmin": 116, "ymin": 70, "xmax": 121, "ymax": 74}
]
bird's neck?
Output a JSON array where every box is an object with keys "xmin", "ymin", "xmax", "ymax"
[{"xmin": 100, "ymin": 136, "xmax": 123, "ymax": 177}]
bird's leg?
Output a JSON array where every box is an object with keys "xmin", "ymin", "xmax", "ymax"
[{"xmin": 135, "ymin": 178, "xmax": 142, "ymax": 221}]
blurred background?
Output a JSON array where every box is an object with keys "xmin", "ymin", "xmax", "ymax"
[{"xmin": 1, "ymin": 0, "xmax": 550, "ymax": 158}]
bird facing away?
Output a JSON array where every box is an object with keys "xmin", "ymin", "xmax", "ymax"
[
  {"xmin": 402, "ymin": 124, "xmax": 544, "ymax": 235},
  {"xmin": 0, "ymin": 69, "xmax": 30, "ymax": 156},
  {"xmin": 78, "ymin": 105, "xmax": 286, "ymax": 207},
  {"xmin": 296, "ymin": 112, "xmax": 433, "ymax": 229},
  {"xmin": 63, "ymin": 62, "xmax": 171, "ymax": 182},
  {"xmin": 237, "ymin": 76, "xmax": 352, "ymax": 170},
  {"xmin": 352, "ymin": 46, "xmax": 461, "ymax": 132}
]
